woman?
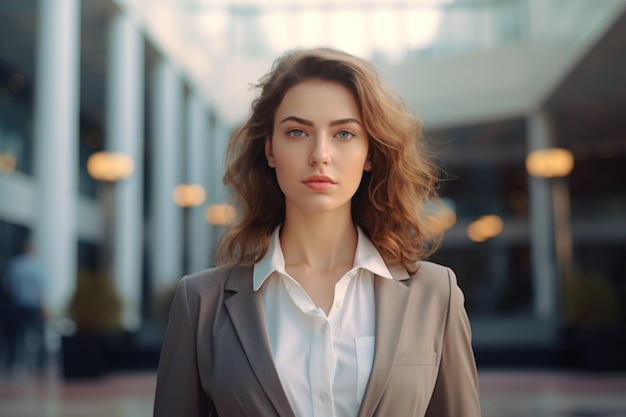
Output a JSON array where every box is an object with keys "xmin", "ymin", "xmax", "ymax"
[{"xmin": 154, "ymin": 47, "xmax": 481, "ymax": 417}]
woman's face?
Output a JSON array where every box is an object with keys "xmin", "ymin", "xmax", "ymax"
[{"xmin": 265, "ymin": 79, "xmax": 371, "ymax": 216}]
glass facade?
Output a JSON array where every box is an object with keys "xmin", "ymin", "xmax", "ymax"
[
  {"xmin": 0, "ymin": 65, "xmax": 35, "ymax": 176},
  {"xmin": 427, "ymin": 118, "xmax": 533, "ymax": 316}
]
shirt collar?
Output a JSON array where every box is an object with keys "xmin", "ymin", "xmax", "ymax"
[{"xmin": 253, "ymin": 225, "xmax": 394, "ymax": 291}]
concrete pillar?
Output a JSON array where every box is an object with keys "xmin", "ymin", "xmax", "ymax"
[
  {"xmin": 527, "ymin": 109, "xmax": 558, "ymax": 320},
  {"xmin": 106, "ymin": 10, "xmax": 144, "ymax": 329},
  {"xmin": 33, "ymin": 0, "xmax": 81, "ymax": 314},
  {"xmin": 150, "ymin": 59, "xmax": 183, "ymax": 292},
  {"xmin": 185, "ymin": 94, "xmax": 211, "ymax": 274}
]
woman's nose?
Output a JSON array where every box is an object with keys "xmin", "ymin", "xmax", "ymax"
[{"xmin": 309, "ymin": 135, "xmax": 330, "ymax": 166}]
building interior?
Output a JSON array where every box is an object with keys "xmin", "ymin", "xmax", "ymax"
[{"xmin": 0, "ymin": 0, "xmax": 625, "ymax": 416}]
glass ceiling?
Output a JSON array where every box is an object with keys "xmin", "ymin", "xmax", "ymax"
[{"xmin": 183, "ymin": 0, "xmax": 526, "ymax": 64}]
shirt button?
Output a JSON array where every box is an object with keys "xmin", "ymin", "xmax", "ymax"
[
  {"xmin": 336, "ymin": 299, "xmax": 343, "ymax": 308},
  {"xmin": 320, "ymin": 392, "xmax": 329, "ymax": 402}
]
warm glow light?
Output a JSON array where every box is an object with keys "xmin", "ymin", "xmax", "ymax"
[
  {"xmin": 0, "ymin": 152, "xmax": 17, "ymax": 173},
  {"xmin": 467, "ymin": 214, "xmax": 504, "ymax": 242},
  {"xmin": 467, "ymin": 222, "xmax": 488, "ymax": 243},
  {"xmin": 425, "ymin": 200, "xmax": 457, "ymax": 233},
  {"xmin": 480, "ymin": 215, "xmax": 504, "ymax": 236},
  {"xmin": 87, "ymin": 152, "xmax": 134, "ymax": 181},
  {"xmin": 526, "ymin": 148, "xmax": 574, "ymax": 178},
  {"xmin": 438, "ymin": 205, "xmax": 457, "ymax": 232},
  {"xmin": 173, "ymin": 184, "xmax": 206, "ymax": 207},
  {"xmin": 205, "ymin": 204, "xmax": 236, "ymax": 226}
]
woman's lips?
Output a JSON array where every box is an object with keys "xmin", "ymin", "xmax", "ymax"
[
  {"xmin": 303, "ymin": 175, "xmax": 335, "ymax": 191},
  {"xmin": 304, "ymin": 181, "xmax": 334, "ymax": 191}
]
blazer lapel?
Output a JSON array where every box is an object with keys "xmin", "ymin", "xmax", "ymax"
[
  {"xmin": 224, "ymin": 265, "xmax": 296, "ymax": 417},
  {"xmin": 358, "ymin": 270, "xmax": 412, "ymax": 417}
]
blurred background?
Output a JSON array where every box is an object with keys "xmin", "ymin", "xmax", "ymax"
[{"xmin": 0, "ymin": 0, "xmax": 625, "ymax": 415}]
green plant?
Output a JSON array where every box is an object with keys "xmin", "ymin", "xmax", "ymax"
[
  {"xmin": 69, "ymin": 269, "xmax": 122, "ymax": 333},
  {"xmin": 563, "ymin": 270, "xmax": 621, "ymax": 328}
]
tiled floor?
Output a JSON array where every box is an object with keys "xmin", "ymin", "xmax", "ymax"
[
  {"xmin": 0, "ymin": 371, "xmax": 155, "ymax": 417},
  {"xmin": 1, "ymin": 369, "xmax": 626, "ymax": 417},
  {"xmin": 479, "ymin": 371, "xmax": 626, "ymax": 417}
]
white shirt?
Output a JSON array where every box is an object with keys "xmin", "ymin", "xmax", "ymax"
[{"xmin": 253, "ymin": 227, "xmax": 394, "ymax": 417}]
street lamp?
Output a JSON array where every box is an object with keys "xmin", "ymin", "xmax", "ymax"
[
  {"xmin": 172, "ymin": 184, "xmax": 206, "ymax": 208},
  {"xmin": 526, "ymin": 147, "xmax": 575, "ymax": 315},
  {"xmin": 205, "ymin": 204, "xmax": 236, "ymax": 226},
  {"xmin": 87, "ymin": 152, "xmax": 134, "ymax": 182},
  {"xmin": 423, "ymin": 199, "xmax": 457, "ymax": 236},
  {"xmin": 173, "ymin": 184, "xmax": 206, "ymax": 274},
  {"xmin": 86, "ymin": 151, "xmax": 135, "ymax": 271},
  {"xmin": 467, "ymin": 214, "xmax": 504, "ymax": 243},
  {"xmin": 0, "ymin": 152, "xmax": 17, "ymax": 173},
  {"xmin": 526, "ymin": 148, "xmax": 574, "ymax": 178}
]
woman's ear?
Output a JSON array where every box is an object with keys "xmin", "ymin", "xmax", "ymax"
[
  {"xmin": 265, "ymin": 137, "xmax": 275, "ymax": 168},
  {"xmin": 364, "ymin": 160, "xmax": 372, "ymax": 172}
]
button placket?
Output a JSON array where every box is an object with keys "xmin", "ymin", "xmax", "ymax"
[
  {"xmin": 308, "ymin": 315, "xmax": 335, "ymax": 416},
  {"xmin": 331, "ymin": 271, "xmax": 352, "ymax": 315}
]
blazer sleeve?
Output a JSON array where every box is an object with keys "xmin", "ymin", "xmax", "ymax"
[
  {"xmin": 425, "ymin": 268, "xmax": 481, "ymax": 417},
  {"xmin": 153, "ymin": 276, "xmax": 216, "ymax": 417}
]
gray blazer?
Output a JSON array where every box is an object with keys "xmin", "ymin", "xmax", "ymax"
[{"xmin": 153, "ymin": 261, "xmax": 481, "ymax": 417}]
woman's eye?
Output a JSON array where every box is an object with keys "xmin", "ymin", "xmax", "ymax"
[
  {"xmin": 287, "ymin": 129, "xmax": 306, "ymax": 138},
  {"xmin": 337, "ymin": 131, "xmax": 354, "ymax": 140}
]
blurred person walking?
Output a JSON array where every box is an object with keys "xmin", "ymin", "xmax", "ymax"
[{"xmin": 3, "ymin": 239, "xmax": 48, "ymax": 377}]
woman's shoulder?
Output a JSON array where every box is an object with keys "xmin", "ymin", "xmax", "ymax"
[
  {"xmin": 402, "ymin": 261, "xmax": 466, "ymax": 314},
  {"xmin": 414, "ymin": 260, "xmax": 455, "ymax": 279},
  {"xmin": 180, "ymin": 263, "xmax": 254, "ymax": 294},
  {"xmin": 406, "ymin": 260, "xmax": 459, "ymax": 293}
]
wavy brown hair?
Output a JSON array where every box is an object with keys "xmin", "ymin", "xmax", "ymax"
[{"xmin": 216, "ymin": 47, "xmax": 442, "ymax": 271}]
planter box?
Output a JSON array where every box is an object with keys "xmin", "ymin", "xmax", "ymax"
[{"xmin": 61, "ymin": 332, "xmax": 105, "ymax": 379}]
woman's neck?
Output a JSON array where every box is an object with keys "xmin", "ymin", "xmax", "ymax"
[{"xmin": 280, "ymin": 210, "xmax": 357, "ymax": 273}]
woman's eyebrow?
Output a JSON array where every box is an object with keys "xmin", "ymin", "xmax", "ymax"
[
  {"xmin": 330, "ymin": 118, "xmax": 362, "ymax": 127},
  {"xmin": 279, "ymin": 116, "xmax": 313, "ymax": 126},
  {"xmin": 279, "ymin": 116, "xmax": 362, "ymax": 127}
]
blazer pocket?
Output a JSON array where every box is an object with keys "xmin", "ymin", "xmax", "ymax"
[{"xmin": 394, "ymin": 351, "xmax": 437, "ymax": 366}]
